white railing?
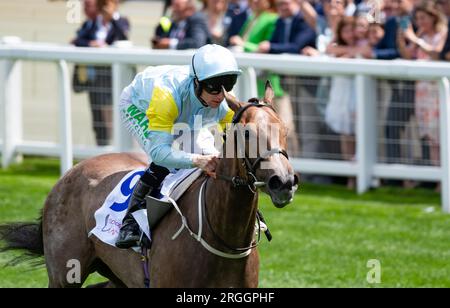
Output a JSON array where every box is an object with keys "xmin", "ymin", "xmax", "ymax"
[{"xmin": 0, "ymin": 40, "xmax": 449, "ymax": 212}]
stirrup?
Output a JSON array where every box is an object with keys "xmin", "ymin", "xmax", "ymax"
[
  {"xmin": 116, "ymin": 217, "xmax": 141, "ymax": 249},
  {"xmin": 116, "ymin": 232, "xmax": 141, "ymax": 249}
]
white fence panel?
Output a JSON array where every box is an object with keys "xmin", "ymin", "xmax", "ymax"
[{"xmin": 0, "ymin": 41, "xmax": 449, "ymax": 212}]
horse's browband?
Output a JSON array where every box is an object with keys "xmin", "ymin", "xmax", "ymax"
[{"xmin": 232, "ymin": 102, "xmax": 275, "ymax": 124}]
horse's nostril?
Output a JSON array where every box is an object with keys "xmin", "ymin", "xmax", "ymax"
[
  {"xmin": 268, "ymin": 175, "xmax": 283, "ymax": 191},
  {"xmin": 269, "ymin": 175, "xmax": 298, "ymax": 191},
  {"xmin": 293, "ymin": 174, "xmax": 299, "ymax": 186}
]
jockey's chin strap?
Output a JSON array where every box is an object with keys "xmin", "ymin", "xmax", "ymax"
[
  {"xmin": 168, "ymin": 178, "xmax": 262, "ymax": 259},
  {"xmin": 217, "ymin": 102, "xmax": 289, "ymax": 193}
]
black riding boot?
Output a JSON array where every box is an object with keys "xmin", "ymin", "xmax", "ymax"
[
  {"xmin": 115, "ymin": 181, "xmax": 150, "ymax": 249},
  {"xmin": 115, "ymin": 164, "xmax": 170, "ymax": 249}
]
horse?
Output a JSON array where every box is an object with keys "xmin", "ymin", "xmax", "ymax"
[{"xmin": 0, "ymin": 82, "xmax": 298, "ymax": 288}]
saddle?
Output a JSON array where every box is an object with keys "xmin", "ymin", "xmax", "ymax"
[{"xmin": 145, "ymin": 168, "xmax": 203, "ymax": 230}]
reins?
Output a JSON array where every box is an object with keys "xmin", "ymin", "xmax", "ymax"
[{"xmin": 169, "ymin": 102, "xmax": 289, "ymax": 259}]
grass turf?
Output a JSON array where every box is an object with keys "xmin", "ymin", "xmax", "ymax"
[{"xmin": 0, "ymin": 157, "xmax": 448, "ymax": 287}]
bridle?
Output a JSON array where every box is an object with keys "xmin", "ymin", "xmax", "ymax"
[
  {"xmin": 196, "ymin": 101, "xmax": 289, "ymax": 256},
  {"xmin": 217, "ymin": 101, "xmax": 290, "ymax": 193},
  {"xmin": 170, "ymin": 100, "xmax": 291, "ymax": 259}
]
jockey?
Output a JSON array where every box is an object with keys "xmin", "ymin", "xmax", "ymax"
[{"xmin": 116, "ymin": 44, "xmax": 241, "ymax": 248}]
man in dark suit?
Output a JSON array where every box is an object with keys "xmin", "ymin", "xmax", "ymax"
[
  {"xmin": 152, "ymin": 0, "xmax": 211, "ymax": 50},
  {"xmin": 224, "ymin": 5, "xmax": 249, "ymax": 47},
  {"xmin": 372, "ymin": 17, "xmax": 401, "ymax": 59},
  {"xmin": 226, "ymin": 0, "xmax": 248, "ymax": 17},
  {"xmin": 72, "ymin": 0, "xmax": 130, "ymax": 146},
  {"xmin": 257, "ymin": 0, "xmax": 316, "ymax": 54}
]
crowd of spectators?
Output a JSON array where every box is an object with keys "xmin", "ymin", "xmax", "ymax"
[{"xmin": 74, "ymin": 0, "xmax": 450, "ymax": 190}]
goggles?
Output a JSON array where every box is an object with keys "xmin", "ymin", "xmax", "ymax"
[{"xmin": 201, "ymin": 74, "xmax": 238, "ymax": 95}]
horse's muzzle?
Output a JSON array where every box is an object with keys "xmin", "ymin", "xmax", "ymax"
[{"xmin": 267, "ymin": 174, "xmax": 299, "ymax": 208}]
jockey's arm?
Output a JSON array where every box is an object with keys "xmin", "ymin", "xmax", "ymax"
[
  {"xmin": 145, "ymin": 86, "xmax": 223, "ymax": 171},
  {"xmin": 147, "ymin": 130, "xmax": 218, "ymax": 177},
  {"xmin": 147, "ymin": 130, "xmax": 196, "ymax": 169},
  {"xmin": 144, "ymin": 86, "xmax": 198, "ymax": 169}
]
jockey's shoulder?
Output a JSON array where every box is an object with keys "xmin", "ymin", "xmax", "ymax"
[{"xmin": 139, "ymin": 65, "xmax": 190, "ymax": 83}]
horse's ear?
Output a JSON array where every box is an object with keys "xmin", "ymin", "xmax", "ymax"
[
  {"xmin": 222, "ymin": 86, "xmax": 242, "ymax": 112},
  {"xmin": 264, "ymin": 80, "xmax": 274, "ymax": 105}
]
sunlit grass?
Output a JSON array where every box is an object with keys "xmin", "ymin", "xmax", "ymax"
[{"xmin": 0, "ymin": 157, "xmax": 448, "ymax": 287}]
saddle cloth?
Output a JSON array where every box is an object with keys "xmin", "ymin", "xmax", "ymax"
[{"xmin": 89, "ymin": 167, "xmax": 202, "ymax": 247}]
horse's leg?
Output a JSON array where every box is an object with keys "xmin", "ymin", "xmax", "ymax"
[
  {"xmin": 45, "ymin": 199, "xmax": 140, "ymax": 288},
  {"xmin": 33, "ymin": 153, "xmax": 149, "ymax": 288},
  {"xmin": 45, "ymin": 236, "xmax": 95, "ymax": 288},
  {"xmin": 43, "ymin": 195, "xmax": 97, "ymax": 288},
  {"xmin": 93, "ymin": 258, "xmax": 127, "ymax": 288},
  {"xmin": 91, "ymin": 237, "xmax": 145, "ymax": 288},
  {"xmin": 85, "ymin": 281, "xmax": 109, "ymax": 288}
]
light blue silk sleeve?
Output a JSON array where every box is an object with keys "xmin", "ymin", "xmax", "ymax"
[{"xmin": 147, "ymin": 131, "xmax": 195, "ymax": 169}]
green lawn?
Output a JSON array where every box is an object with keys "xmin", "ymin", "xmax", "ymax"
[{"xmin": 0, "ymin": 157, "xmax": 449, "ymax": 287}]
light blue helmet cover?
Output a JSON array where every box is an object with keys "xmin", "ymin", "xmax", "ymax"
[{"xmin": 189, "ymin": 44, "xmax": 242, "ymax": 81}]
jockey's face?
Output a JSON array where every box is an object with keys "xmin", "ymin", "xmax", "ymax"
[
  {"xmin": 200, "ymin": 89, "xmax": 225, "ymax": 109},
  {"xmin": 195, "ymin": 75, "xmax": 237, "ymax": 108}
]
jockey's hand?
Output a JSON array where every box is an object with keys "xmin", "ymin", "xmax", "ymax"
[{"xmin": 193, "ymin": 154, "xmax": 219, "ymax": 179}]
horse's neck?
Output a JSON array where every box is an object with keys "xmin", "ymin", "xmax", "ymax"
[{"xmin": 204, "ymin": 158, "xmax": 258, "ymax": 248}]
